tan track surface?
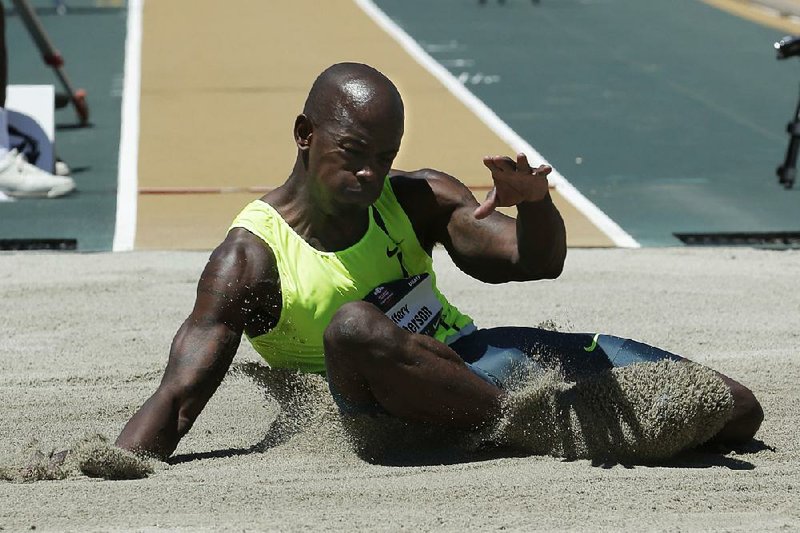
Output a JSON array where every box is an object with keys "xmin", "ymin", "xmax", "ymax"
[
  {"xmin": 701, "ymin": 0, "xmax": 800, "ymax": 33},
  {"xmin": 136, "ymin": 0, "xmax": 613, "ymax": 249}
]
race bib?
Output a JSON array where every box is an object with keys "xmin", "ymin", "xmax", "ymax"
[{"xmin": 363, "ymin": 274, "xmax": 443, "ymax": 336}]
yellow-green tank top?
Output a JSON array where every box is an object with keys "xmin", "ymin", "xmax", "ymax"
[{"xmin": 229, "ymin": 177, "xmax": 473, "ymax": 374}]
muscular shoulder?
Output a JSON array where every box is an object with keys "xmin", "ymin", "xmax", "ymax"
[
  {"xmin": 389, "ymin": 169, "xmax": 478, "ymax": 251},
  {"xmin": 193, "ymin": 228, "xmax": 280, "ymax": 334},
  {"xmin": 206, "ymin": 228, "xmax": 277, "ymax": 285},
  {"xmin": 390, "ymin": 168, "xmax": 474, "ymax": 207}
]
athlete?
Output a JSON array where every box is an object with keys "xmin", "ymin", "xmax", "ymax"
[{"xmin": 116, "ymin": 62, "xmax": 762, "ymax": 460}]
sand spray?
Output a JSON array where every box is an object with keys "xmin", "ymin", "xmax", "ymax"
[{"xmin": 0, "ymin": 358, "xmax": 734, "ymax": 481}]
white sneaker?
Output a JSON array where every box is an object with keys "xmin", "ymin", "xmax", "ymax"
[
  {"xmin": 55, "ymin": 158, "xmax": 71, "ymax": 177},
  {"xmin": 0, "ymin": 149, "xmax": 76, "ymax": 198}
]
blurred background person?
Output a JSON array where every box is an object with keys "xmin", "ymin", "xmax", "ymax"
[{"xmin": 0, "ymin": 0, "xmax": 74, "ymax": 199}]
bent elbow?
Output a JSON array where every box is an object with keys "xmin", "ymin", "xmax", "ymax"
[
  {"xmin": 519, "ymin": 252, "xmax": 565, "ymax": 281},
  {"xmin": 543, "ymin": 246, "xmax": 567, "ymax": 278},
  {"xmin": 542, "ymin": 255, "xmax": 566, "ymax": 279},
  {"xmin": 527, "ymin": 264, "xmax": 563, "ymax": 281},
  {"xmin": 539, "ymin": 264, "xmax": 564, "ymax": 280}
]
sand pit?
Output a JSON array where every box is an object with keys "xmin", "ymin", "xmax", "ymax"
[{"xmin": 1, "ymin": 247, "xmax": 799, "ymax": 530}]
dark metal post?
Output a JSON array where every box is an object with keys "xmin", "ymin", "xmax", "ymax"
[{"xmin": 8, "ymin": 0, "xmax": 89, "ymax": 125}]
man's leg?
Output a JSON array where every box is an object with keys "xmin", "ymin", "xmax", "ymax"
[
  {"xmin": 595, "ymin": 334, "xmax": 762, "ymax": 444},
  {"xmin": 455, "ymin": 327, "xmax": 763, "ymax": 445},
  {"xmin": 324, "ymin": 301, "xmax": 503, "ymax": 429}
]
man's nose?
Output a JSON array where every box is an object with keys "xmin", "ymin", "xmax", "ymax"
[{"xmin": 356, "ymin": 164, "xmax": 377, "ymax": 181}]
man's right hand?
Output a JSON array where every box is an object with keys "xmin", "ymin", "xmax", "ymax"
[
  {"xmin": 113, "ymin": 319, "xmax": 242, "ymax": 460},
  {"xmin": 115, "ymin": 229, "xmax": 277, "ymax": 460}
]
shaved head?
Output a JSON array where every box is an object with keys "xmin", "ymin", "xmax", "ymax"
[
  {"xmin": 291, "ymin": 63, "xmax": 405, "ymax": 208},
  {"xmin": 303, "ymin": 63, "xmax": 404, "ymax": 129}
]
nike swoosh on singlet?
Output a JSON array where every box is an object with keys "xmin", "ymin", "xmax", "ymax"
[
  {"xmin": 584, "ymin": 333, "xmax": 600, "ymax": 352},
  {"xmin": 386, "ymin": 246, "xmax": 400, "ymax": 258}
]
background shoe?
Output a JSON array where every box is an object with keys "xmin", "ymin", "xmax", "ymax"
[
  {"xmin": 55, "ymin": 158, "xmax": 71, "ymax": 177},
  {"xmin": 0, "ymin": 149, "xmax": 76, "ymax": 198}
]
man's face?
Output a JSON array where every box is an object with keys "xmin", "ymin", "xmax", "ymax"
[{"xmin": 306, "ymin": 101, "xmax": 403, "ymax": 211}]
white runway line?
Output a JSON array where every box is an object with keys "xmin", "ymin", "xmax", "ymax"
[
  {"xmin": 354, "ymin": 0, "xmax": 640, "ymax": 248},
  {"xmin": 112, "ymin": 0, "xmax": 143, "ymax": 252}
]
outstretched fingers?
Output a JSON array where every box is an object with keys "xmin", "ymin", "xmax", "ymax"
[
  {"xmin": 476, "ymin": 153, "xmax": 552, "ymax": 218},
  {"xmin": 516, "ymin": 153, "xmax": 532, "ymax": 173},
  {"xmin": 483, "ymin": 155, "xmax": 516, "ymax": 175}
]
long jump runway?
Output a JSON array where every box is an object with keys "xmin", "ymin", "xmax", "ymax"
[
  {"xmin": 131, "ymin": 0, "xmax": 800, "ymax": 250},
  {"xmin": 5, "ymin": 0, "xmax": 797, "ymax": 249},
  {"xmin": 1, "ymin": 0, "xmax": 800, "ymax": 531}
]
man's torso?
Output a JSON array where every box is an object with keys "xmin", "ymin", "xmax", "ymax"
[{"xmin": 229, "ymin": 175, "xmax": 472, "ymax": 373}]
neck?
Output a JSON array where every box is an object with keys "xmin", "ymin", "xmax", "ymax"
[{"xmin": 266, "ymin": 158, "xmax": 370, "ymax": 252}]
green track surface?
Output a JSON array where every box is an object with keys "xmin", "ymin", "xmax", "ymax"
[
  {"xmin": 1, "ymin": 0, "xmax": 125, "ymax": 251},
  {"xmin": 375, "ymin": 0, "xmax": 800, "ymax": 245}
]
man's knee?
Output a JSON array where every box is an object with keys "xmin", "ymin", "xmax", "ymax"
[
  {"xmin": 325, "ymin": 301, "xmax": 387, "ymax": 350},
  {"xmin": 324, "ymin": 301, "xmax": 405, "ymax": 368}
]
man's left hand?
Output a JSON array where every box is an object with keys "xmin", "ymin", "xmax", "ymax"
[{"xmin": 474, "ymin": 153, "xmax": 552, "ymax": 220}]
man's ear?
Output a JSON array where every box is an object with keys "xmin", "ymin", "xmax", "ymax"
[{"xmin": 294, "ymin": 114, "xmax": 313, "ymax": 151}]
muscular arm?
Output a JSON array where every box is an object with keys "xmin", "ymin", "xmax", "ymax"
[
  {"xmin": 393, "ymin": 156, "xmax": 566, "ymax": 283},
  {"xmin": 115, "ymin": 229, "xmax": 277, "ymax": 460}
]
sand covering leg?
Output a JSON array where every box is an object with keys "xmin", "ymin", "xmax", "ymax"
[{"xmin": 494, "ymin": 360, "xmax": 734, "ymax": 462}]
